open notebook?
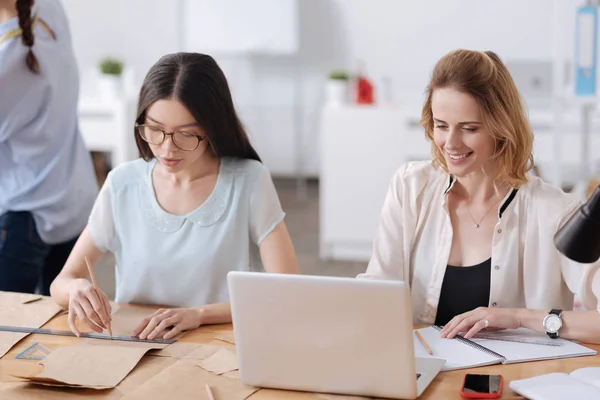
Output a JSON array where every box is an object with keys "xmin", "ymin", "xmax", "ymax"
[
  {"xmin": 413, "ymin": 326, "xmax": 597, "ymax": 371},
  {"xmin": 510, "ymin": 368, "xmax": 600, "ymax": 399}
]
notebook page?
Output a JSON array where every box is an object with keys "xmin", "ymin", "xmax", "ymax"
[
  {"xmin": 570, "ymin": 367, "xmax": 600, "ymax": 389},
  {"xmin": 510, "ymin": 372, "xmax": 600, "ymax": 400},
  {"xmin": 414, "ymin": 326, "xmax": 501, "ymax": 371},
  {"xmin": 472, "ymin": 328, "xmax": 597, "ymax": 364}
]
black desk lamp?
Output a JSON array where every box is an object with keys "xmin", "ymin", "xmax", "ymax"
[{"xmin": 554, "ymin": 185, "xmax": 600, "ymax": 263}]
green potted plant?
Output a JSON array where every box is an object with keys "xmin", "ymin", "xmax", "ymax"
[
  {"xmin": 326, "ymin": 68, "xmax": 350, "ymax": 107},
  {"xmin": 98, "ymin": 57, "xmax": 125, "ymax": 99}
]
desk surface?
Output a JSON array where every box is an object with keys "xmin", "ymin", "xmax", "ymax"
[{"xmin": 1, "ymin": 304, "xmax": 600, "ymax": 399}]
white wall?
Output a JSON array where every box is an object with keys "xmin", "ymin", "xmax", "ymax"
[{"xmin": 62, "ymin": 0, "xmax": 585, "ymax": 177}]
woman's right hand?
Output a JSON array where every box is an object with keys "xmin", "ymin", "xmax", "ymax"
[{"xmin": 67, "ymin": 278, "xmax": 112, "ymax": 336}]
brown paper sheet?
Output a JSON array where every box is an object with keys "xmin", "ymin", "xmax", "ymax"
[
  {"xmin": 0, "ymin": 295, "xmax": 62, "ymax": 359},
  {"xmin": 222, "ymin": 369, "xmax": 241, "ymax": 379},
  {"xmin": 0, "ymin": 381, "xmax": 121, "ymax": 399},
  {"xmin": 115, "ymin": 356, "xmax": 176, "ymax": 396},
  {"xmin": 10, "ymin": 343, "xmax": 153, "ymax": 389},
  {"xmin": 182, "ymin": 344, "xmax": 223, "ymax": 360},
  {"xmin": 109, "ymin": 306, "xmax": 158, "ymax": 336},
  {"xmin": 214, "ymin": 332, "xmax": 236, "ymax": 344},
  {"xmin": 0, "ymin": 292, "xmax": 43, "ymax": 307},
  {"xmin": 148, "ymin": 343, "xmax": 200, "ymax": 358},
  {"xmin": 121, "ymin": 359, "xmax": 258, "ymax": 400},
  {"xmin": 196, "ymin": 347, "xmax": 238, "ymax": 375}
]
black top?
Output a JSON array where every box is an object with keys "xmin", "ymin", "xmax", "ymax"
[
  {"xmin": 433, "ymin": 183, "xmax": 519, "ymax": 326},
  {"xmin": 434, "ymin": 258, "xmax": 492, "ymax": 326}
]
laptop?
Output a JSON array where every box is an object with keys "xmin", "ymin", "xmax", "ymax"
[{"xmin": 227, "ymin": 272, "xmax": 446, "ymax": 399}]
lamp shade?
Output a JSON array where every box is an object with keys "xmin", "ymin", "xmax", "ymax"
[{"xmin": 554, "ymin": 185, "xmax": 600, "ymax": 263}]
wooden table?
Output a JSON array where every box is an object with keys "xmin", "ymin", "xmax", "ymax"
[{"xmin": 1, "ymin": 303, "xmax": 600, "ymax": 399}]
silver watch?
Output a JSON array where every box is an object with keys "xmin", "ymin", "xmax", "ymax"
[{"xmin": 542, "ymin": 309, "xmax": 563, "ymax": 339}]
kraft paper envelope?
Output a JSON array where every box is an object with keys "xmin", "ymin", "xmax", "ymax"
[
  {"xmin": 10, "ymin": 343, "xmax": 153, "ymax": 389},
  {"xmin": 0, "ymin": 295, "xmax": 62, "ymax": 359},
  {"xmin": 121, "ymin": 359, "xmax": 258, "ymax": 400},
  {"xmin": 196, "ymin": 347, "xmax": 238, "ymax": 375}
]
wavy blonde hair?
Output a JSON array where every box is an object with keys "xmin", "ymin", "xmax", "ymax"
[{"xmin": 421, "ymin": 49, "xmax": 534, "ymax": 188}]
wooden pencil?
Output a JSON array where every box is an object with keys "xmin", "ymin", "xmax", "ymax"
[
  {"xmin": 84, "ymin": 256, "xmax": 113, "ymax": 338},
  {"xmin": 205, "ymin": 383, "xmax": 216, "ymax": 400},
  {"xmin": 415, "ymin": 330, "xmax": 433, "ymax": 355}
]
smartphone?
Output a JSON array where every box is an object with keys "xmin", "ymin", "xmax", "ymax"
[{"xmin": 459, "ymin": 373, "xmax": 503, "ymax": 399}]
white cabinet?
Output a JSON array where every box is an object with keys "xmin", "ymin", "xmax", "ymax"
[
  {"xmin": 319, "ymin": 106, "xmax": 430, "ymax": 262},
  {"xmin": 78, "ymin": 96, "xmax": 139, "ymax": 167}
]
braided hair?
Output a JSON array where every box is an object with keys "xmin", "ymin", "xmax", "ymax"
[{"xmin": 16, "ymin": 0, "xmax": 39, "ymax": 74}]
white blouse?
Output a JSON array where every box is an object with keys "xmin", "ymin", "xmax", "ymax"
[{"xmin": 359, "ymin": 161, "xmax": 600, "ymax": 324}]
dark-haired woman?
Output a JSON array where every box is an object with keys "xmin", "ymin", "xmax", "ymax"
[
  {"xmin": 0, "ymin": 0, "xmax": 98, "ymax": 295},
  {"xmin": 50, "ymin": 53, "xmax": 298, "ymax": 340}
]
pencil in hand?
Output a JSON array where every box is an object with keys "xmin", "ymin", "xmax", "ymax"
[
  {"xmin": 84, "ymin": 256, "xmax": 113, "ymax": 338},
  {"xmin": 415, "ymin": 330, "xmax": 433, "ymax": 355}
]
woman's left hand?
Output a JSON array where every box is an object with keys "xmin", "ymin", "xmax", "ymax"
[
  {"xmin": 131, "ymin": 308, "xmax": 202, "ymax": 340},
  {"xmin": 440, "ymin": 307, "xmax": 522, "ymax": 339}
]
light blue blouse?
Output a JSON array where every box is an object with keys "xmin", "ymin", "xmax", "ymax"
[
  {"xmin": 88, "ymin": 157, "xmax": 285, "ymax": 307},
  {"xmin": 0, "ymin": 0, "xmax": 98, "ymax": 244}
]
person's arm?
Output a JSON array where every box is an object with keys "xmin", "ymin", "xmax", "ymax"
[
  {"xmin": 133, "ymin": 221, "xmax": 298, "ymax": 340},
  {"xmin": 439, "ymin": 306, "xmax": 600, "ymax": 344},
  {"xmin": 358, "ymin": 164, "xmax": 409, "ymax": 280},
  {"xmin": 441, "ymin": 201, "xmax": 600, "ymax": 344},
  {"xmin": 50, "ymin": 175, "xmax": 116, "ymax": 336},
  {"xmin": 49, "ymin": 227, "xmax": 112, "ymax": 336}
]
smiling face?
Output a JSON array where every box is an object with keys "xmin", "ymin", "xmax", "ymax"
[
  {"xmin": 142, "ymin": 98, "xmax": 212, "ymax": 173},
  {"xmin": 431, "ymin": 88, "xmax": 497, "ymax": 178}
]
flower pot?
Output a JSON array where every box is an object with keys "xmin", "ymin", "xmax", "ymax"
[
  {"xmin": 97, "ymin": 74, "xmax": 122, "ymax": 99},
  {"xmin": 325, "ymin": 79, "xmax": 349, "ymax": 107}
]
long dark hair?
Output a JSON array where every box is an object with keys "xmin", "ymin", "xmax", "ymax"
[
  {"xmin": 16, "ymin": 0, "xmax": 39, "ymax": 73},
  {"xmin": 135, "ymin": 53, "xmax": 261, "ymax": 163}
]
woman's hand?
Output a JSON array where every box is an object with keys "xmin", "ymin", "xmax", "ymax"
[
  {"xmin": 67, "ymin": 278, "xmax": 112, "ymax": 336},
  {"xmin": 131, "ymin": 308, "xmax": 202, "ymax": 340},
  {"xmin": 440, "ymin": 307, "xmax": 522, "ymax": 339}
]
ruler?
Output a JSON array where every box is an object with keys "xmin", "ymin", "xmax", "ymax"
[
  {"xmin": 15, "ymin": 342, "xmax": 52, "ymax": 360},
  {"xmin": 0, "ymin": 325, "xmax": 176, "ymax": 344},
  {"xmin": 474, "ymin": 335, "xmax": 563, "ymax": 347}
]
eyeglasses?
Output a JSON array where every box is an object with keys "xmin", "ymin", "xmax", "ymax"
[{"xmin": 135, "ymin": 123, "xmax": 205, "ymax": 151}]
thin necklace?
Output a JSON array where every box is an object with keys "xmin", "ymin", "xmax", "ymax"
[{"xmin": 466, "ymin": 198, "xmax": 502, "ymax": 229}]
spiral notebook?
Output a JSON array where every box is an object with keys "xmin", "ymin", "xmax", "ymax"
[{"xmin": 413, "ymin": 326, "xmax": 597, "ymax": 371}]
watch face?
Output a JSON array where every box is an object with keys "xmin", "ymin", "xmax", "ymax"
[{"xmin": 545, "ymin": 314, "xmax": 562, "ymax": 333}]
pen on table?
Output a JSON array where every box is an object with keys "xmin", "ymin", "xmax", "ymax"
[
  {"xmin": 84, "ymin": 256, "xmax": 113, "ymax": 338},
  {"xmin": 205, "ymin": 383, "xmax": 216, "ymax": 400},
  {"xmin": 415, "ymin": 330, "xmax": 433, "ymax": 355}
]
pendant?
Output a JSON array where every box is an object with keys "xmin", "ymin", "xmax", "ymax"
[{"xmin": 474, "ymin": 223, "xmax": 480, "ymax": 228}]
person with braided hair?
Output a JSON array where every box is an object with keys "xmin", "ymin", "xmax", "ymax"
[{"xmin": 0, "ymin": 0, "xmax": 98, "ymax": 295}]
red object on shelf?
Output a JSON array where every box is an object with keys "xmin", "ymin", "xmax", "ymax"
[{"xmin": 355, "ymin": 74, "xmax": 374, "ymax": 105}]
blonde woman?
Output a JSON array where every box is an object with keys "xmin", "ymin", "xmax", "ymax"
[{"xmin": 359, "ymin": 49, "xmax": 600, "ymax": 344}]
